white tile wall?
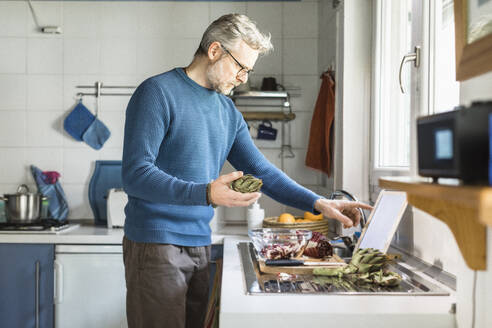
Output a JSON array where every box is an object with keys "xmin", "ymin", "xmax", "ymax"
[
  {"xmin": 100, "ymin": 3, "xmax": 138, "ymax": 38},
  {"xmin": 100, "ymin": 39, "xmax": 137, "ymax": 75},
  {"xmin": 64, "ymin": 38, "xmax": 100, "ymax": 74},
  {"xmin": 0, "ymin": 149, "xmax": 26, "ymax": 185},
  {"xmin": 0, "ymin": 74, "xmax": 26, "ymax": 110},
  {"xmin": 62, "ymin": 2, "xmax": 100, "ymax": 38},
  {"xmin": 0, "ymin": 111, "xmax": 26, "ymax": 147},
  {"xmin": 0, "ymin": 0, "xmax": 327, "ymax": 220},
  {"xmin": 210, "ymin": 2, "xmax": 247, "ymax": 20},
  {"xmin": 27, "ymin": 38, "xmax": 63, "ymax": 74},
  {"xmin": 0, "ymin": 38, "xmax": 26, "ymax": 74},
  {"xmin": 26, "ymin": 111, "xmax": 64, "ymax": 147},
  {"xmin": 283, "ymin": 38, "xmax": 318, "ymax": 75},
  {"xmin": 283, "ymin": 2, "xmax": 319, "ymax": 38},
  {"xmin": 246, "ymin": 3, "xmax": 283, "ymax": 39},
  {"xmin": 0, "ymin": 2, "xmax": 27, "ymax": 37},
  {"xmin": 27, "ymin": 75, "xmax": 63, "ymax": 111}
]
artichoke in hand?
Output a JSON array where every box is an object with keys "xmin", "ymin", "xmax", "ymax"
[{"xmin": 231, "ymin": 174, "xmax": 263, "ymax": 193}]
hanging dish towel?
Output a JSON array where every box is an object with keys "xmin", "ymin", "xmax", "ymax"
[
  {"xmin": 63, "ymin": 100, "xmax": 96, "ymax": 141},
  {"xmin": 305, "ymin": 72, "xmax": 336, "ymax": 176},
  {"xmin": 30, "ymin": 165, "xmax": 69, "ymax": 221},
  {"xmin": 82, "ymin": 117, "xmax": 111, "ymax": 150}
]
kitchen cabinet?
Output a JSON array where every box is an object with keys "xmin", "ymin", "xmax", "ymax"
[
  {"xmin": 54, "ymin": 244, "xmax": 127, "ymax": 328},
  {"xmin": 0, "ymin": 243, "xmax": 54, "ymax": 328},
  {"xmin": 379, "ymin": 176, "xmax": 491, "ymax": 270},
  {"xmin": 0, "ymin": 224, "xmax": 236, "ymax": 328}
]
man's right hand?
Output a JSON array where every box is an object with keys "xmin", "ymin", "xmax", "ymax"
[{"xmin": 209, "ymin": 171, "xmax": 261, "ymax": 207}]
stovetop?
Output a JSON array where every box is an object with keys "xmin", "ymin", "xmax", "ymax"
[
  {"xmin": 238, "ymin": 242, "xmax": 451, "ymax": 296},
  {"xmin": 0, "ymin": 219, "xmax": 79, "ymax": 234}
]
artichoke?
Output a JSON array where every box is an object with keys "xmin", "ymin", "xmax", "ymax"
[
  {"xmin": 313, "ymin": 248, "xmax": 402, "ymax": 288},
  {"xmin": 231, "ymin": 174, "xmax": 263, "ymax": 193}
]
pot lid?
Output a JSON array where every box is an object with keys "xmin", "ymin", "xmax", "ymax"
[{"xmin": 3, "ymin": 184, "xmax": 41, "ymax": 196}]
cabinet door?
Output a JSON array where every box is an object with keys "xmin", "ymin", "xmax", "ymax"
[
  {"xmin": 0, "ymin": 244, "xmax": 54, "ymax": 328},
  {"xmin": 54, "ymin": 252, "xmax": 127, "ymax": 328}
]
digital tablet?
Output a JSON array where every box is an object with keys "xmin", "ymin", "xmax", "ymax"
[{"xmin": 354, "ymin": 190, "xmax": 408, "ymax": 254}]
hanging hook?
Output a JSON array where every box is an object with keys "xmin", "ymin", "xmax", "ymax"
[
  {"xmin": 76, "ymin": 92, "xmax": 84, "ymax": 102},
  {"xmin": 95, "ymin": 81, "xmax": 102, "ymax": 117},
  {"xmin": 279, "ymin": 145, "xmax": 295, "ymax": 158}
]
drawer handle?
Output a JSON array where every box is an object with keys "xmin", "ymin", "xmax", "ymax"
[
  {"xmin": 54, "ymin": 260, "xmax": 64, "ymax": 304},
  {"xmin": 35, "ymin": 260, "xmax": 40, "ymax": 328}
]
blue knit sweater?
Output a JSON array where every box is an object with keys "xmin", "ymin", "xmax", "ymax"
[{"xmin": 122, "ymin": 68, "xmax": 321, "ymax": 246}]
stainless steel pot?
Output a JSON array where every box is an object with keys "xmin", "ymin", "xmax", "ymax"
[{"xmin": 0, "ymin": 184, "xmax": 47, "ymax": 223}]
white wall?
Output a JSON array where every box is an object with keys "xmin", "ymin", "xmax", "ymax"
[
  {"xmin": 457, "ymin": 71, "xmax": 492, "ymax": 328},
  {"xmin": 396, "ymin": 71, "xmax": 492, "ymax": 328},
  {"xmin": 339, "ymin": 0, "xmax": 371, "ymax": 202},
  {"xmin": 0, "ymin": 0, "xmax": 323, "ymax": 220}
]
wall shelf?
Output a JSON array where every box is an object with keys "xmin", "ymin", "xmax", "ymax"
[
  {"xmin": 231, "ymin": 90, "xmax": 296, "ymax": 162},
  {"xmin": 240, "ymin": 111, "xmax": 295, "ymax": 122},
  {"xmin": 379, "ymin": 176, "xmax": 491, "ymax": 270}
]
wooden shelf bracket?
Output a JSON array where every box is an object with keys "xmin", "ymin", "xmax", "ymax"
[{"xmin": 379, "ymin": 177, "xmax": 488, "ymax": 271}]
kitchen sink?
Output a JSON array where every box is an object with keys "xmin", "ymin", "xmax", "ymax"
[{"xmin": 238, "ymin": 242, "xmax": 452, "ymax": 296}]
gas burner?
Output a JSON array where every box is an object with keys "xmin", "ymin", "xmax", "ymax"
[{"xmin": 0, "ymin": 219, "xmax": 76, "ymax": 233}]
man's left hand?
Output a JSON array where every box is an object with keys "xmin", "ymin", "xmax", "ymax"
[{"xmin": 314, "ymin": 198, "xmax": 373, "ymax": 228}]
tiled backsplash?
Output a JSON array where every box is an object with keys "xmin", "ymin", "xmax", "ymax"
[{"xmin": 0, "ymin": 0, "xmax": 331, "ymax": 220}]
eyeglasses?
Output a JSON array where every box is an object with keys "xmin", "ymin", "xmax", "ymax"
[{"xmin": 220, "ymin": 45, "xmax": 254, "ymax": 79}]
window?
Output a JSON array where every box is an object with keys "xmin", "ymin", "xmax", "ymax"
[
  {"xmin": 370, "ymin": 0, "xmax": 460, "ymax": 201},
  {"xmin": 374, "ymin": 0, "xmax": 413, "ymax": 169}
]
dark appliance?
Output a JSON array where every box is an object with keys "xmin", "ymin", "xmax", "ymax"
[{"xmin": 417, "ymin": 101, "xmax": 492, "ymax": 184}]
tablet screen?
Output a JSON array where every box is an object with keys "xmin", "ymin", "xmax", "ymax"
[{"xmin": 356, "ymin": 191, "xmax": 408, "ymax": 253}]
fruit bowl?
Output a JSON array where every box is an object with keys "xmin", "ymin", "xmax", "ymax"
[
  {"xmin": 248, "ymin": 228, "xmax": 312, "ymax": 260},
  {"xmin": 262, "ymin": 216, "xmax": 330, "ymax": 236}
]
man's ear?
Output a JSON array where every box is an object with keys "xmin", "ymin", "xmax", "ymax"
[{"xmin": 207, "ymin": 41, "xmax": 222, "ymax": 61}]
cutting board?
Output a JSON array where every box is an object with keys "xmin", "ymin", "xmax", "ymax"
[{"xmin": 258, "ymin": 255, "xmax": 346, "ymax": 275}]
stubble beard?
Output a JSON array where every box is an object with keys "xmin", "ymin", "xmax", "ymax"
[{"xmin": 206, "ymin": 59, "xmax": 236, "ymax": 95}]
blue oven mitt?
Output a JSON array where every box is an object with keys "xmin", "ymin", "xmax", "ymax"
[
  {"xmin": 30, "ymin": 165, "xmax": 69, "ymax": 221},
  {"xmin": 63, "ymin": 100, "xmax": 96, "ymax": 141},
  {"xmin": 82, "ymin": 117, "xmax": 111, "ymax": 150}
]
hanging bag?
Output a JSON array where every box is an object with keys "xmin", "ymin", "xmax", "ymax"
[{"xmin": 30, "ymin": 165, "xmax": 69, "ymax": 221}]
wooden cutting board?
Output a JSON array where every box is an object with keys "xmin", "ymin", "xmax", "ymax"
[{"xmin": 258, "ymin": 255, "xmax": 346, "ymax": 275}]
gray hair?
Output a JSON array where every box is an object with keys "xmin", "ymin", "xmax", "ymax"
[{"xmin": 195, "ymin": 14, "xmax": 273, "ymax": 57}]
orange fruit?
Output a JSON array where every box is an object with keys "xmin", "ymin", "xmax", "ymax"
[
  {"xmin": 304, "ymin": 211, "xmax": 323, "ymax": 221},
  {"xmin": 295, "ymin": 218, "xmax": 305, "ymax": 223},
  {"xmin": 278, "ymin": 213, "xmax": 296, "ymax": 223}
]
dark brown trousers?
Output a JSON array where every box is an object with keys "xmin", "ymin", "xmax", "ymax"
[{"xmin": 123, "ymin": 236, "xmax": 210, "ymax": 328}]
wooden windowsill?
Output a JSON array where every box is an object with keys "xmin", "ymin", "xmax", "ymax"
[{"xmin": 379, "ymin": 176, "xmax": 490, "ymax": 270}]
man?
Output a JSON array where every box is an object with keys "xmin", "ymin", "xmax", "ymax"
[{"xmin": 122, "ymin": 14, "xmax": 372, "ymax": 328}]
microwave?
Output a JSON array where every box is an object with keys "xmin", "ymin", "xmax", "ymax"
[{"xmin": 417, "ymin": 101, "xmax": 492, "ymax": 184}]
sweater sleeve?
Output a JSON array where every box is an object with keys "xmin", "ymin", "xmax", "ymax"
[
  {"xmin": 227, "ymin": 118, "xmax": 321, "ymax": 213},
  {"xmin": 122, "ymin": 79, "xmax": 208, "ymax": 205}
]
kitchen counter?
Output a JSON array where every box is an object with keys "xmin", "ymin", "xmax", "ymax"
[
  {"xmin": 0, "ymin": 221, "xmax": 248, "ymax": 245},
  {"xmin": 220, "ymin": 237, "xmax": 457, "ymax": 328}
]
